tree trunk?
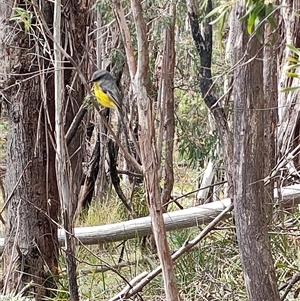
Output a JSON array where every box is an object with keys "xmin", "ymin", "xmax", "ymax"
[
  {"xmin": 130, "ymin": 1, "xmax": 181, "ymax": 299},
  {"xmin": 0, "ymin": 1, "xmax": 59, "ymax": 297},
  {"xmin": 264, "ymin": 14, "xmax": 279, "ymax": 217},
  {"xmin": 277, "ymin": 0, "xmax": 300, "ymax": 178},
  {"xmin": 232, "ymin": 1, "xmax": 280, "ymax": 300},
  {"xmin": 187, "ymin": 0, "xmax": 233, "ymax": 194},
  {"xmin": 157, "ymin": 3, "xmax": 176, "ymax": 207},
  {"xmin": 0, "ymin": 0, "xmax": 89, "ymax": 297}
]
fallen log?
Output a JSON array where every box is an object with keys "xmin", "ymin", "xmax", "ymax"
[
  {"xmin": 0, "ymin": 199, "xmax": 231, "ymax": 254},
  {"xmin": 66, "ymin": 198, "xmax": 232, "ymax": 246},
  {"xmin": 0, "ymin": 184, "xmax": 299, "ymax": 253}
]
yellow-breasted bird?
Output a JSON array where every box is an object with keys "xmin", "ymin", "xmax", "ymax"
[
  {"xmin": 90, "ymin": 69, "xmax": 135, "ymax": 162},
  {"xmin": 90, "ymin": 69, "xmax": 122, "ymax": 110}
]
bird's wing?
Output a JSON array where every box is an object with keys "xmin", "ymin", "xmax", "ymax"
[{"xmin": 100, "ymin": 79, "xmax": 122, "ymax": 110}]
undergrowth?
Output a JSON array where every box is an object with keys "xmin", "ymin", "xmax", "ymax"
[{"xmin": 63, "ymin": 200, "xmax": 300, "ymax": 301}]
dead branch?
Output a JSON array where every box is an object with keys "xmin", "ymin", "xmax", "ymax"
[
  {"xmin": 279, "ymin": 272, "xmax": 300, "ymax": 301},
  {"xmin": 65, "ymin": 104, "xmax": 88, "ymax": 146},
  {"xmin": 107, "ymin": 139, "xmax": 137, "ymax": 218},
  {"xmin": 99, "ymin": 110, "xmax": 142, "ymax": 173},
  {"xmin": 113, "ymin": 1, "xmax": 137, "ymax": 80}
]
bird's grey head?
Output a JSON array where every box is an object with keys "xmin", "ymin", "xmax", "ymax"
[{"xmin": 90, "ymin": 70, "xmax": 113, "ymax": 83}]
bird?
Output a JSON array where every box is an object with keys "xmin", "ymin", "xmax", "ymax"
[
  {"xmin": 90, "ymin": 69, "xmax": 122, "ymax": 110},
  {"xmin": 90, "ymin": 69, "xmax": 137, "ymax": 167}
]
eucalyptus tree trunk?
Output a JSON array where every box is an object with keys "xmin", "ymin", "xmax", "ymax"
[
  {"xmin": 131, "ymin": 2, "xmax": 180, "ymax": 299},
  {"xmin": 263, "ymin": 13, "xmax": 279, "ymax": 217},
  {"xmin": 231, "ymin": 1, "xmax": 280, "ymax": 300},
  {"xmin": 157, "ymin": 4, "xmax": 176, "ymax": 207},
  {"xmin": 113, "ymin": 0, "xmax": 180, "ymax": 299},
  {"xmin": 0, "ymin": 0, "xmax": 88, "ymax": 298},
  {"xmin": 0, "ymin": 1, "xmax": 59, "ymax": 298},
  {"xmin": 53, "ymin": 1, "xmax": 79, "ymax": 300}
]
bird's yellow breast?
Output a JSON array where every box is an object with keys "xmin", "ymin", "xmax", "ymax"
[{"xmin": 93, "ymin": 82, "xmax": 116, "ymax": 109}]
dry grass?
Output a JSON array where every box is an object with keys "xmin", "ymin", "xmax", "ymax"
[{"xmin": 70, "ymin": 200, "xmax": 300, "ymax": 301}]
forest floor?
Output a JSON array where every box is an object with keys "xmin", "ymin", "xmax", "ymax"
[{"xmin": 71, "ymin": 198, "xmax": 300, "ymax": 301}]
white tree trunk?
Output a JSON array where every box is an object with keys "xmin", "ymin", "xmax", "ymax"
[{"xmin": 196, "ymin": 160, "xmax": 215, "ymax": 203}]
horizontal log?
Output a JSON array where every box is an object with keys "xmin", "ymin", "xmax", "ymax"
[
  {"xmin": 0, "ymin": 199, "xmax": 231, "ymax": 254},
  {"xmin": 64, "ymin": 198, "xmax": 232, "ymax": 246},
  {"xmin": 0, "ymin": 184, "xmax": 300, "ymax": 253}
]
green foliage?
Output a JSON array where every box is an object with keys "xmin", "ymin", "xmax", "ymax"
[
  {"xmin": 206, "ymin": 0, "xmax": 234, "ymax": 49},
  {"xmin": 177, "ymin": 123, "xmax": 217, "ymax": 169},
  {"xmin": 84, "ymin": 95, "xmax": 94, "ymax": 108},
  {"xmin": 175, "ymin": 91, "xmax": 218, "ymax": 168},
  {"xmin": 167, "ymin": 225, "xmax": 246, "ymax": 299},
  {"xmin": 206, "ymin": 0, "xmax": 234, "ymax": 31},
  {"xmin": 117, "ymin": 185, "xmax": 149, "ymax": 220},
  {"xmin": 10, "ymin": 7, "xmax": 33, "ymax": 34},
  {"xmin": 286, "ymin": 44, "xmax": 300, "ymax": 67},
  {"xmin": 94, "ymin": 0, "xmax": 114, "ymax": 19},
  {"xmin": 58, "ymin": 200, "xmax": 300, "ymax": 300},
  {"xmin": 281, "ymin": 44, "xmax": 300, "ymax": 92},
  {"xmin": 110, "ymin": 48, "xmax": 126, "ymax": 73},
  {"xmin": 281, "ymin": 86, "xmax": 300, "ymax": 92},
  {"xmin": 207, "ymin": 0, "xmax": 278, "ymax": 43},
  {"xmin": 241, "ymin": 0, "xmax": 277, "ymax": 36}
]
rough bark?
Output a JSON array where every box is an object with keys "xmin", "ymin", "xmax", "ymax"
[
  {"xmin": 62, "ymin": 0, "xmax": 88, "ymax": 214},
  {"xmin": 77, "ymin": 132, "xmax": 100, "ymax": 213},
  {"xmin": 0, "ymin": 1, "xmax": 59, "ymax": 297},
  {"xmin": 0, "ymin": 0, "xmax": 89, "ymax": 297},
  {"xmin": 264, "ymin": 17, "xmax": 279, "ymax": 216},
  {"xmin": 232, "ymin": 1, "xmax": 280, "ymax": 300},
  {"xmin": 275, "ymin": 0, "xmax": 300, "ymax": 186}
]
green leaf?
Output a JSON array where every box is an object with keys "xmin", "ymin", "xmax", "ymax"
[
  {"xmin": 10, "ymin": 7, "xmax": 32, "ymax": 34},
  {"xmin": 287, "ymin": 57, "xmax": 299, "ymax": 64},
  {"xmin": 205, "ymin": 4, "xmax": 227, "ymax": 19},
  {"xmin": 247, "ymin": 3, "xmax": 265, "ymax": 34},
  {"xmin": 281, "ymin": 86, "xmax": 300, "ymax": 92},
  {"xmin": 240, "ymin": 3, "xmax": 256, "ymax": 21},
  {"xmin": 286, "ymin": 44, "xmax": 300, "ymax": 56},
  {"xmin": 265, "ymin": 4, "xmax": 277, "ymax": 29},
  {"xmin": 285, "ymin": 65, "xmax": 300, "ymax": 72},
  {"xmin": 285, "ymin": 72, "xmax": 300, "ymax": 79}
]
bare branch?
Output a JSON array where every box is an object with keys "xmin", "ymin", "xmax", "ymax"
[
  {"xmin": 113, "ymin": 1, "xmax": 137, "ymax": 80},
  {"xmin": 131, "ymin": 0, "xmax": 149, "ymax": 84},
  {"xmin": 160, "ymin": 4, "xmax": 176, "ymax": 206},
  {"xmin": 99, "ymin": 110, "xmax": 142, "ymax": 173},
  {"xmin": 54, "ymin": 0, "xmax": 79, "ymax": 299},
  {"xmin": 66, "ymin": 104, "xmax": 88, "ymax": 146}
]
